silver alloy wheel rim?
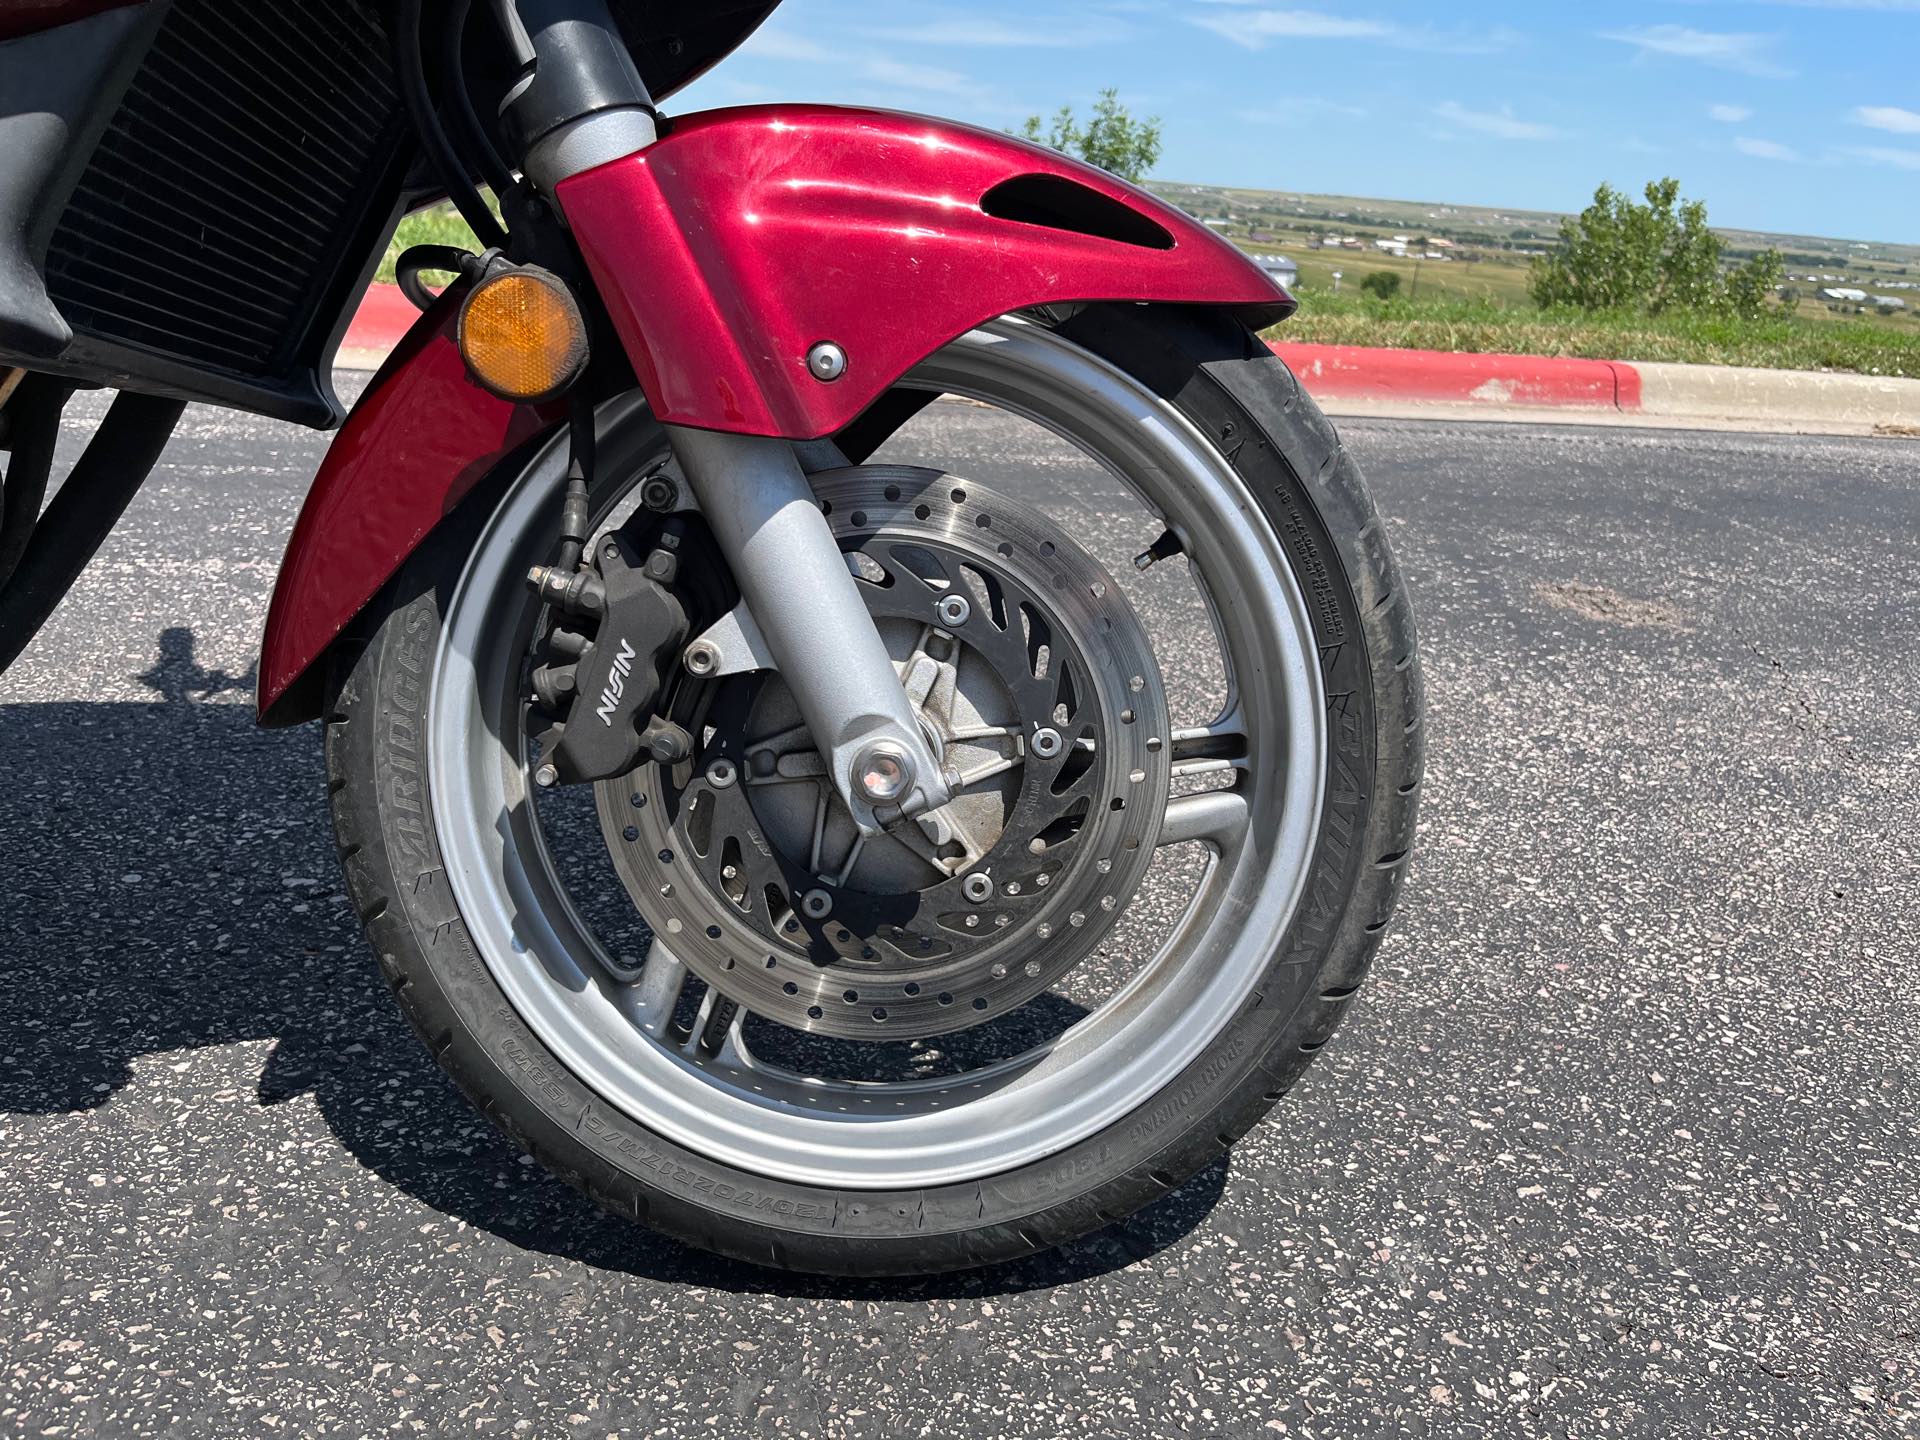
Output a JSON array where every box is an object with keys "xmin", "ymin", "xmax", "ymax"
[{"xmin": 429, "ymin": 318, "xmax": 1327, "ymax": 1190}]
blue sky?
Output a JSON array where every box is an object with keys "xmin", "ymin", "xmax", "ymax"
[{"xmin": 673, "ymin": 1, "xmax": 1920, "ymax": 243}]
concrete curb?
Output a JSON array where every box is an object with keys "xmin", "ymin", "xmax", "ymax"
[
  {"xmin": 1632, "ymin": 360, "xmax": 1920, "ymax": 435},
  {"xmin": 337, "ymin": 284, "xmax": 1919, "ymax": 439}
]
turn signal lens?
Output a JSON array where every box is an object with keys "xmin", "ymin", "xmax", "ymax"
[{"xmin": 457, "ymin": 267, "xmax": 589, "ymax": 404}]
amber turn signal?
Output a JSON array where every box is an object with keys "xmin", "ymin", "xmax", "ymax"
[{"xmin": 457, "ymin": 266, "xmax": 589, "ymax": 404}]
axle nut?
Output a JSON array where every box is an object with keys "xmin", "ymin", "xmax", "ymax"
[
  {"xmin": 961, "ymin": 872, "xmax": 994, "ymax": 904},
  {"xmin": 935, "ymin": 593, "xmax": 971, "ymax": 628},
  {"xmin": 852, "ymin": 740, "xmax": 913, "ymax": 805},
  {"xmin": 1030, "ymin": 727, "xmax": 1064, "ymax": 759},
  {"xmin": 684, "ymin": 640, "xmax": 721, "ymax": 677},
  {"xmin": 800, "ymin": 889, "xmax": 833, "ymax": 920}
]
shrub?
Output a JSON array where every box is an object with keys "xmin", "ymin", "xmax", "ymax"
[{"xmin": 1530, "ymin": 178, "xmax": 1784, "ymax": 321}]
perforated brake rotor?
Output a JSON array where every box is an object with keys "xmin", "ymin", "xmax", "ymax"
[{"xmin": 595, "ymin": 466, "xmax": 1173, "ymax": 1041}]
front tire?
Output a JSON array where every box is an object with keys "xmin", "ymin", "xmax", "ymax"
[{"xmin": 325, "ymin": 306, "xmax": 1423, "ymax": 1275}]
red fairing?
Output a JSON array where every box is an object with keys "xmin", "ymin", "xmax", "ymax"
[
  {"xmin": 556, "ymin": 105, "xmax": 1292, "ymax": 439},
  {"xmin": 256, "ymin": 293, "xmax": 561, "ymax": 723}
]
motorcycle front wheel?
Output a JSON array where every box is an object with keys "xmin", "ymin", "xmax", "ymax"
[{"xmin": 324, "ymin": 305, "xmax": 1423, "ymax": 1275}]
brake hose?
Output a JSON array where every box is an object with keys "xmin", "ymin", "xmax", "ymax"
[{"xmin": 395, "ymin": 0, "xmax": 510, "ymax": 252}]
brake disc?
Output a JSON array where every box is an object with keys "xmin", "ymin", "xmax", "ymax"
[{"xmin": 595, "ymin": 466, "xmax": 1172, "ymax": 1041}]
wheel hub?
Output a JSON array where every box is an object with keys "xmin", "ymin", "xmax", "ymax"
[{"xmin": 597, "ymin": 466, "xmax": 1172, "ymax": 1040}]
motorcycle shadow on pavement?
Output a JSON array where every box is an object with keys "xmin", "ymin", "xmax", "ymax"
[{"xmin": 0, "ymin": 628, "xmax": 1226, "ymax": 1300}]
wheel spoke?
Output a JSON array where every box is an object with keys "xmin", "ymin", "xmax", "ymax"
[
  {"xmin": 1170, "ymin": 712, "xmax": 1250, "ymax": 776},
  {"xmin": 1159, "ymin": 790, "xmax": 1249, "ymax": 851},
  {"xmin": 691, "ymin": 986, "xmax": 742, "ymax": 1056},
  {"xmin": 624, "ymin": 951, "xmax": 691, "ymax": 1037}
]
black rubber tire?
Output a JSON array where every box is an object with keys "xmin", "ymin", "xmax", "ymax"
[{"xmin": 323, "ymin": 305, "xmax": 1424, "ymax": 1276}]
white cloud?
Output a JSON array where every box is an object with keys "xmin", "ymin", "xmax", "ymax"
[
  {"xmin": 1192, "ymin": 7, "xmax": 1517, "ymax": 54},
  {"xmin": 1853, "ymin": 105, "xmax": 1920, "ymax": 134},
  {"xmin": 1598, "ymin": 25, "xmax": 1794, "ymax": 78},
  {"xmin": 1708, "ymin": 103, "xmax": 1752, "ymax": 123},
  {"xmin": 1734, "ymin": 136, "xmax": 1801, "ymax": 161},
  {"xmin": 1847, "ymin": 144, "xmax": 1920, "ymax": 170},
  {"xmin": 1237, "ymin": 97, "xmax": 1369, "ymax": 124},
  {"xmin": 1714, "ymin": 0, "xmax": 1920, "ymax": 8},
  {"xmin": 873, "ymin": 18, "xmax": 1126, "ymax": 47},
  {"xmin": 742, "ymin": 29, "xmax": 979, "ymax": 102},
  {"xmin": 858, "ymin": 56, "xmax": 977, "ymax": 97},
  {"xmin": 1432, "ymin": 101, "xmax": 1562, "ymax": 141},
  {"xmin": 742, "ymin": 30, "xmax": 833, "ymax": 63}
]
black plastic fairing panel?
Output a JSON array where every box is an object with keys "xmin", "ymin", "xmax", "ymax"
[
  {"xmin": 0, "ymin": 2, "xmax": 164, "ymax": 359},
  {"xmin": 611, "ymin": 0, "xmax": 782, "ymax": 103}
]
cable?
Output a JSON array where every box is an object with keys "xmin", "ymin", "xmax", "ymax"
[
  {"xmin": 440, "ymin": 0, "xmax": 519, "ymax": 200},
  {"xmin": 395, "ymin": 244, "xmax": 479, "ymax": 311},
  {"xmin": 395, "ymin": 0, "xmax": 509, "ymax": 252}
]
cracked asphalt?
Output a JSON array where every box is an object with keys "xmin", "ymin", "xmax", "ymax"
[{"xmin": 2, "ymin": 386, "xmax": 1917, "ymax": 1438}]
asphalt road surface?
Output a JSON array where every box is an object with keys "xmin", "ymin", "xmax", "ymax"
[{"xmin": 3, "ymin": 387, "xmax": 1917, "ymax": 1438}]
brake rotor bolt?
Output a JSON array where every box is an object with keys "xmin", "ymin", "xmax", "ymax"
[
  {"xmin": 962, "ymin": 872, "xmax": 994, "ymax": 904},
  {"xmin": 935, "ymin": 593, "xmax": 971, "ymax": 628},
  {"xmin": 1031, "ymin": 728, "xmax": 1063, "ymax": 759},
  {"xmin": 533, "ymin": 764, "xmax": 558, "ymax": 788},
  {"xmin": 801, "ymin": 889, "xmax": 833, "ymax": 920}
]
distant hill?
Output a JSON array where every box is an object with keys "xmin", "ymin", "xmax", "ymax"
[{"xmin": 1147, "ymin": 182, "xmax": 1920, "ymax": 288}]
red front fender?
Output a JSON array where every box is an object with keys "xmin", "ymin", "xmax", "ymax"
[
  {"xmin": 556, "ymin": 104, "xmax": 1292, "ymax": 438},
  {"xmin": 255, "ymin": 293, "xmax": 560, "ymax": 724},
  {"xmin": 259, "ymin": 104, "xmax": 1290, "ymax": 723}
]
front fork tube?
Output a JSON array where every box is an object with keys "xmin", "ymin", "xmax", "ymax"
[{"xmin": 664, "ymin": 425, "xmax": 955, "ymax": 835}]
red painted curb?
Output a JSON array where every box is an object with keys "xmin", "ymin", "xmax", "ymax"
[
  {"xmin": 341, "ymin": 285, "xmax": 1648, "ymax": 415},
  {"xmin": 342, "ymin": 283, "xmax": 419, "ymax": 356},
  {"xmin": 1272, "ymin": 341, "xmax": 1643, "ymax": 412}
]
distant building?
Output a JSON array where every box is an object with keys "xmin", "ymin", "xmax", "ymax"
[{"xmin": 1249, "ymin": 253, "xmax": 1300, "ymax": 289}]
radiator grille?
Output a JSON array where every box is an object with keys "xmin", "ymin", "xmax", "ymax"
[{"xmin": 45, "ymin": 0, "xmax": 405, "ymax": 379}]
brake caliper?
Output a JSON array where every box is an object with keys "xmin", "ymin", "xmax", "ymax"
[{"xmin": 528, "ymin": 525, "xmax": 691, "ymax": 785}]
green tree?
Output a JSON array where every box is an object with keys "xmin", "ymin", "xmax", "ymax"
[
  {"xmin": 1359, "ymin": 271, "xmax": 1402, "ymax": 300},
  {"xmin": 1018, "ymin": 89, "xmax": 1163, "ymax": 184},
  {"xmin": 1530, "ymin": 178, "xmax": 1784, "ymax": 320}
]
